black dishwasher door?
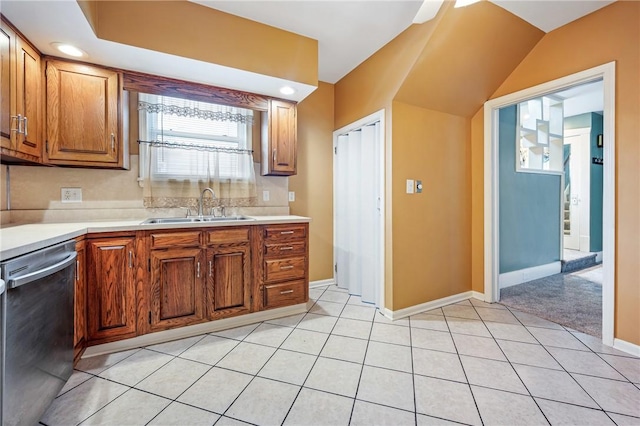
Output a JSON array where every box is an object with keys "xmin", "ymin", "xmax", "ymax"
[{"xmin": 1, "ymin": 241, "xmax": 76, "ymax": 426}]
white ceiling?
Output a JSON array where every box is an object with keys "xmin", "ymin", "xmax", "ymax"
[
  {"xmin": 0, "ymin": 0, "xmax": 616, "ymax": 97},
  {"xmin": 194, "ymin": 0, "xmax": 616, "ymax": 83},
  {"xmin": 192, "ymin": 0, "xmax": 424, "ymax": 83}
]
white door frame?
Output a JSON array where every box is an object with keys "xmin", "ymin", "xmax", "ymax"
[
  {"xmin": 564, "ymin": 128, "xmax": 592, "ymax": 252},
  {"xmin": 483, "ymin": 62, "xmax": 616, "ymax": 346},
  {"xmin": 333, "ymin": 109, "xmax": 386, "ymax": 309}
]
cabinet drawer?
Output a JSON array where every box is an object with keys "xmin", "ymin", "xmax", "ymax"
[
  {"xmin": 264, "ymin": 241, "xmax": 306, "ymax": 257},
  {"xmin": 150, "ymin": 231, "xmax": 201, "ymax": 249},
  {"xmin": 263, "ymin": 280, "xmax": 306, "ymax": 309},
  {"xmin": 264, "ymin": 257, "xmax": 306, "ymax": 282},
  {"xmin": 264, "ymin": 225, "xmax": 306, "ymax": 241},
  {"xmin": 207, "ymin": 227, "xmax": 250, "ymax": 245}
]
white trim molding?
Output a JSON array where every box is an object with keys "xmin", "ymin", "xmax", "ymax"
[
  {"xmin": 382, "ymin": 291, "xmax": 476, "ymax": 320},
  {"xmin": 499, "ymin": 262, "xmax": 561, "ymax": 289},
  {"xmin": 483, "ymin": 62, "xmax": 616, "ymax": 347},
  {"xmin": 83, "ymin": 303, "xmax": 307, "ymax": 358},
  {"xmin": 309, "ymin": 278, "xmax": 336, "ymax": 288},
  {"xmin": 613, "ymin": 338, "xmax": 640, "ymax": 357}
]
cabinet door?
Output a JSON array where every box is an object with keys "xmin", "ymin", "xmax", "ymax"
[
  {"xmin": 14, "ymin": 37, "xmax": 41, "ymax": 158},
  {"xmin": 206, "ymin": 243, "xmax": 251, "ymax": 319},
  {"xmin": 45, "ymin": 59, "xmax": 121, "ymax": 166},
  {"xmin": 74, "ymin": 239, "xmax": 86, "ymax": 355},
  {"xmin": 0, "ymin": 21, "xmax": 15, "ymax": 151},
  {"xmin": 263, "ymin": 99, "xmax": 296, "ymax": 176},
  {"xmin": 86, "ymin": 237, "xmax": 136, "ymax": 343},
  {"xmin": 149, "ymin": 248, "xmax": 205, "ymax": 331}
]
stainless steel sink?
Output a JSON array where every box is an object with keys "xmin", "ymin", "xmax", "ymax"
[{"xmin": 141, "ymin": 216, "xmax": 255, "ymax": 225}]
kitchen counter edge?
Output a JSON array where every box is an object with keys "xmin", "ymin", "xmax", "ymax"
[{"xmin": 0, "ymin": 216, "xmax": 311, "ymax": 261}]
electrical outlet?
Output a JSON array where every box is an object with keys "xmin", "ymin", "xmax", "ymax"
[
  {"xmin": 288, "ymin": 191, "xmax": 295, "ymax": 202},
  {"xmin": 61, "ymin": 188, "xmax": 82, "ymax": 203},
  {"xmin": 262, "ymin": 190, "xmax": 270, "ymax": 202}
]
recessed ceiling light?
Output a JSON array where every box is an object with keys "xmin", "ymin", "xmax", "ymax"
[
  {"xmin": 51, "ymin": 42, "xmax": 87, "ymax": 58},
  {"xmin": 279, "ymin": 86, "xmax": 295, "ymax": 95}
]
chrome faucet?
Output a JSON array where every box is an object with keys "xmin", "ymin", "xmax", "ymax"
[{"xmin": 198, "ymin": 187, "xmax": 216, "ymax": 217}]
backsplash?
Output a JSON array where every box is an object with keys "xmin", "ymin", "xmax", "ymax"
[{"xmin": 1, "ymin": 156, "xmax": 289, "ymax": 224}]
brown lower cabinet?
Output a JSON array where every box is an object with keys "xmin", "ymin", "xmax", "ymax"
[
  {"xmin": 149, "ymin": 247, "xmax": 205, "ymax": 331},
  {"xmin": 86, "ymin": 234, "xmax": 138, "ymax": 345},
  {"xmin": 206, "ymin": 241, "xmax": 252, "ymax": 320},
  {"xmin": 80, "ymin": 223, "xmax": 308, "ymax": 352}
]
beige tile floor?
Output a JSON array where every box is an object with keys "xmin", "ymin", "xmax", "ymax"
[{"xmin": 41, "ymin": 285, "xmax": 640, "ymax": 426}]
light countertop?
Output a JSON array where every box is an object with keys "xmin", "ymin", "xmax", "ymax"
[{"xmin": 0, "ymin": 215, "xmax": 310, "ymax": 261}]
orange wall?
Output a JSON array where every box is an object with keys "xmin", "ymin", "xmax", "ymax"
[
  {"xmin": 391, "ymin": 102, "xmax": 471, "ymax": 309},
  {"xmin": 334, "ymin": 13, "xmax": 445, "ymax": 129},
  {"xmin": 82, "ymin": 1, "xmax": 318, "ymax": 86},
  {"xmin": 472, "ymin": 1, "xmax": 640, "ymax": 344},
  {"xmin": 289, "ymin": 82, "xmax": 335, "ymax": 281},
  {"xmin": 395, "ymin": 1, "xmax": 542, "ymax": 117}
]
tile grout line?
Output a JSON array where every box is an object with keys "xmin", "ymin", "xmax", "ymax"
[
  {"xmin": 441, "ymin": 308, "xmax": 485, "ymax": 426},
  {"xmin": 279, "ymin": 285, "xmax": 352, "ymax": 425},
  {"xmin": 499, "ymin": 304, "xmax": 611, "ymax": 418},
  {"xmin": 468, "ymin": 302, "xmax": 553, "ymax": 426},
  {"xmin": 345, "ymin": 301, "xmax": 377, "ymax": 426}
]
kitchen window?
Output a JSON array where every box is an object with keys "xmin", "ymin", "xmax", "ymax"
[
  {"xmin": 138, "ymin": 93, "xmax": 257, "ymax": 209},
  {"xmin": 138, "ymin": 93, "xmax": 254, "ymax": 181}
]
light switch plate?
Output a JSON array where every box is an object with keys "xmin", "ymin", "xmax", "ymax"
[
  {"xmin": 61, "ymin": 188, "xmax": 82, "ymax": 203},
  {"xmin": 406, "ymin": 179, "xmax": 414, "ymax": 194},
  {"xmin": 262, "ymin": 190, "xmax": 270, "ymax": 201},
  {"xmin": 288, "ymin": 191, "xmax": 295, "ymax": 202}
]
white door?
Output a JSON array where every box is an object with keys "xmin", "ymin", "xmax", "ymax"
[
  {"xmin": 334, "ymin": 118, "xmax": 383, "ymax": 307},
  {"xmin": 563, "ymin": 128, "xmax": 591, "ymax": 252}
]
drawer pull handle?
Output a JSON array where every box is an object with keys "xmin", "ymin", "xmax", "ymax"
[
  {"xmin": 280, "ymin": 246, "xmax": 294, "ymax": 251},
  {"xmin": 280, "ymin": 289, "xmax": 294, "ymax": 295},
  {"xmin": 128, "ymin": 250, "xmax": 133, "ymax": 269},
  {"xmin": 280, "ymin": 231, "xmax": 295, "ymax": 235},
  {"xmin": 280, "ymin": 265, "xmax": 294, "ymax": 270}
]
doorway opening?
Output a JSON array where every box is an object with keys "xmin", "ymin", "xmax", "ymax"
[
  {"xmin": 483, "ymin": 63, "xmax": 615, "ymax": 345},
  {"xmin": 333, "ymin": 110, "xmax": 385, "ymax": 309}
]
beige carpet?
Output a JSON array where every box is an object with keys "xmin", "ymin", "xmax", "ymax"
[{"xmin": 499, "ymin": 266, "xmax": 602, "ymax": 337}]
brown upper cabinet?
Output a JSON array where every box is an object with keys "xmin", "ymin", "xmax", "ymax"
[
  {"xmin": 262, "ymin": 99, "xmax": 297, "ymax": 176},
  {"xmin": 0, "ymin": 17, "xmax": 43, "ymax": 163},
  {"xmin": 44, "ymin": 59, "xmax": 129, "ymax": 169}
]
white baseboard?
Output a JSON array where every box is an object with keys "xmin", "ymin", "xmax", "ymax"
[
  {"xmin": 613, "ymin": 338, "xmax": 640, "ymax": 357},
  {"xmin": 471, "ymin": 291, "xmax": 485, "ymax": 302},
  {"xmin": 595, "ymin": 251, "xmax": 603, "ymax": 263},
  {"xmin": 499, "ymin": 262, "xmax": 561, "ymax": 289},
  {"xmin": 309, "ymin": 278, "xmax": 336, "ymax": 288},
  {"xmin": 381, "ymin": 291, "xmax": 476, "ymax": 321},
  {"xmin": 83, "ymin": 303, "xmax": 308, "ymax": 358}
]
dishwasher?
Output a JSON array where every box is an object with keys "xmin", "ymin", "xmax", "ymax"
[{"xmin": 0, "ymin": 241, "xmax": 76, "ymax": 426}]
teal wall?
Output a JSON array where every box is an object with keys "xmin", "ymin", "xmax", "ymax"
[
  {"xmin": 499, "ymin": 105, "xmax": 561, "ymax": 273},
  {"xmin": 564, "ymin": 112, "xmax": 604, "ymax": 252}
]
